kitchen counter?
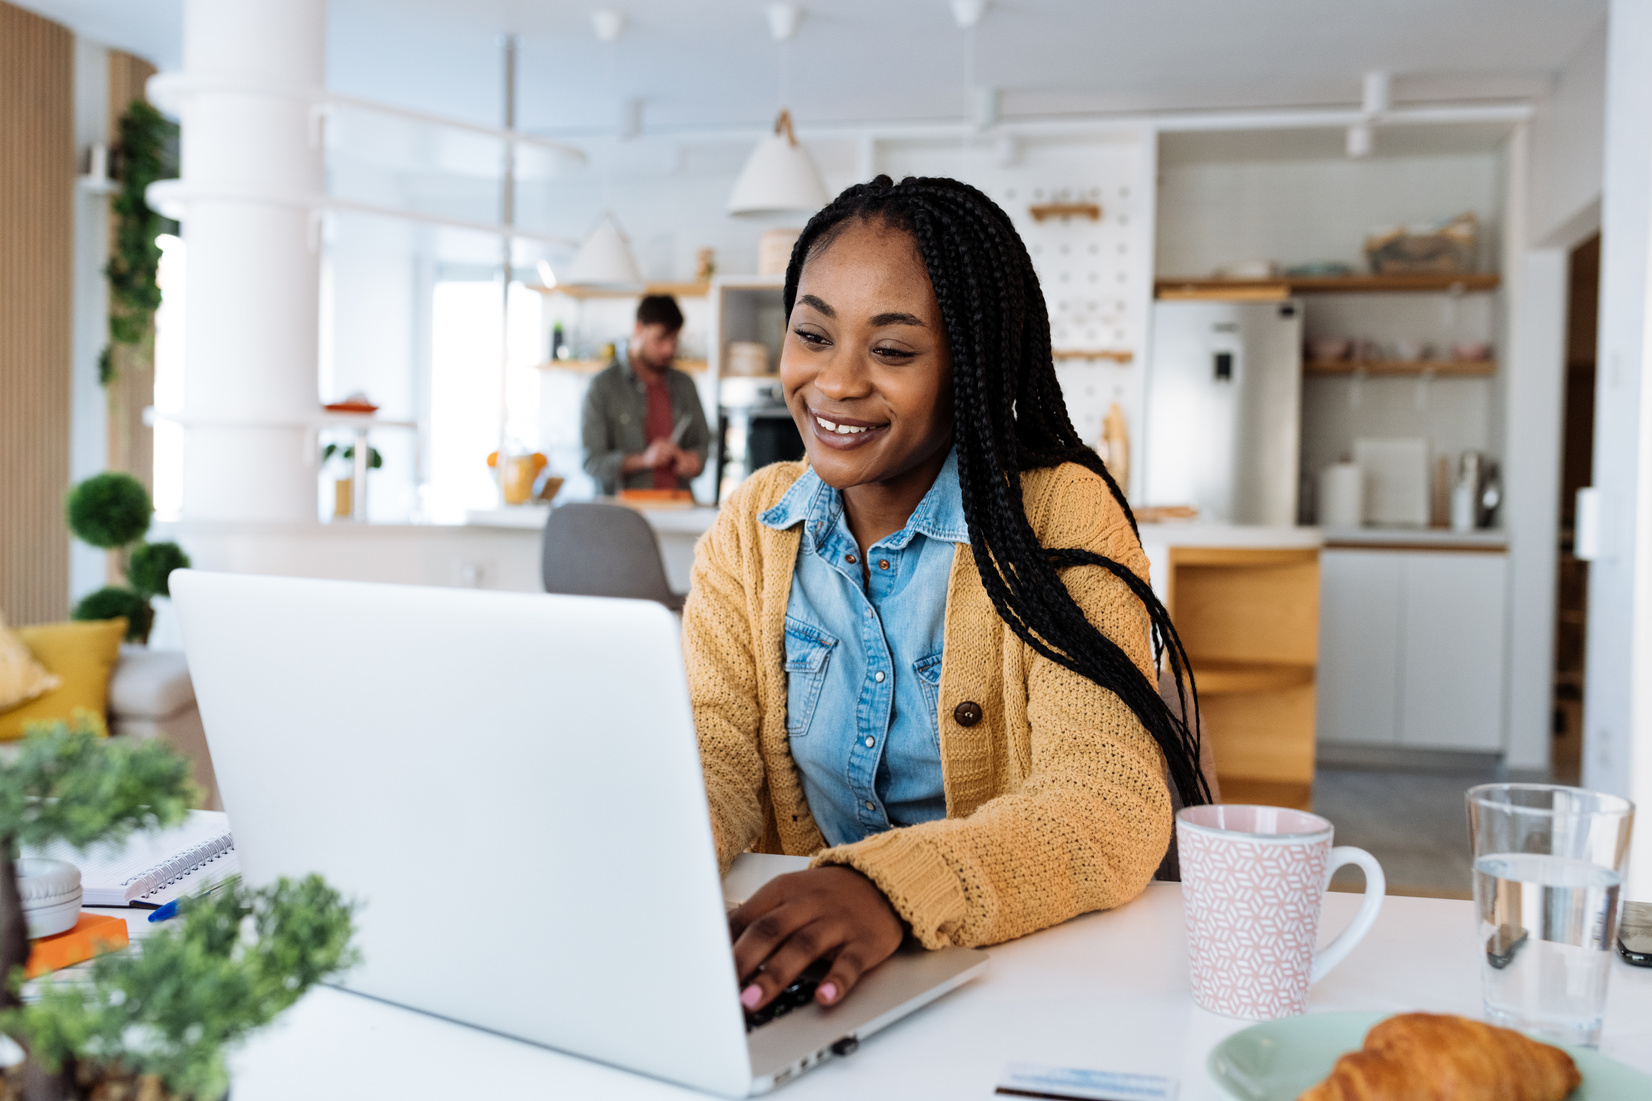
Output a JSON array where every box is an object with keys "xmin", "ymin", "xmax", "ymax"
[
  {"xmin": 1318, "ymin": 526, "xmax": 1507, "ymax": 551},
  {"xmin": 465, "ymin": 503, "xmax": 721, "ymax": 535},
  {"xmin": 1136, "ymin": 521, "xmax": 1323, "ymax": 550},
  {"xmin": 466, "ymin": 503, "xmax": 720, "ymax": 591},
  {"xmin": 1135, "ymin": 523, "xmax": 1320, "ymax": 602}
]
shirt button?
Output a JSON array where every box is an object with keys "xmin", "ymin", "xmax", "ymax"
[
  {"xmin": 864, "ymin": 736, "xmax": 875, "ymax": 748},
  {"xmin": 845, "ymin": 553, "xmax": 858, "ymax": 565},
  {"xmin": 874, "ymin": 670, "xmax": 885, "ymax": 683},
  {"xmin": 878, "ymin": 559, "xmax": 890, "ymax": 570},
  {"xmin": 864, "ymin": 800, "xmax": 876, "ymax": 811},
  {"xmin": 954, "ymin": 701, "xmax": 983, "ymax": 727}
]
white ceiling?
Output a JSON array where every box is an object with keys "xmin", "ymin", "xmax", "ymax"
[{"xmin": 17, "ymin": 0, "xmax": 1606, "ymax": 136}]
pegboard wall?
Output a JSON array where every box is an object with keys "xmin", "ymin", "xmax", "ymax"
[{"xmin": 877, "ymin": 132, "xmax": 1156, "ymax": 498}]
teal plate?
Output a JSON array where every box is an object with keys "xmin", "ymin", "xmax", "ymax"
[{"xmin": 1208, "ymin": 1011, "xmax": 1652, "ymax": 1101}]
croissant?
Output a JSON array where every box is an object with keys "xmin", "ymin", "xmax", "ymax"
[{"xmin": 1298, "ymin": 1012, "xmax": 1581, "ymax": 1101}]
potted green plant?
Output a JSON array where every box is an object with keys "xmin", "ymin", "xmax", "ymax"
[
  {"xmin": 64, "ymin": 474, "xmax": 191, "ymax": 644},
  {"xmin": 319, "ymin": 443, "xmax": 381, "ymax": 520},
  {"xmin": 0, "ymin": 719, "xmax": 356, "ymax": 1100}
]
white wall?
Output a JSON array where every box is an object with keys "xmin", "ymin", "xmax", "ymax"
[
  {"xmin": 1498, "ymin": 124, "xmax": 1568, "ymax": 775},
  {"xmin": 69, "ymin": 37, "xmax": 111, "ymax": 602},
  {"xmin": 1585, "ymin": 0, "xmax": 1652, "ymax": 894},
  {"xmin": 1528, "ymin": 19, "xmax": 1607, "ymax": 247},
  {"xmin": 1156, "ymin": 135, "xmax": 1505, "ymax": 278}
]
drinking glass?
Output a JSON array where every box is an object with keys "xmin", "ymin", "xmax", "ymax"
[{"xmin": 1466, "ymin": 783, "xmax": 1634, "ymax": 1047}]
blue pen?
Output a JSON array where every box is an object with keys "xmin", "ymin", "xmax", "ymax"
[{"xmin": 145, "ymin": 874, "xmax": 238, "ymax": 923}]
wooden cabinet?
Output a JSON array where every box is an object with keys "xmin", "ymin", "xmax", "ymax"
[
  {"xmin": 1166, "ymin": 546, "xmax": 1321, "ymax": 810},
  {"xmin": 1317, "ymin": 548, "xmax": 1506, "ymax": 753}
]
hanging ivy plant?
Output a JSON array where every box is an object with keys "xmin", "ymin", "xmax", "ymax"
[{"xmin": 102, "ymin": 100, "xmax": 179, "ymax": 385}]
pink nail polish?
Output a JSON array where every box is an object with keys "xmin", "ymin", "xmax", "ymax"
[
  {"xmin": 817, "ymin": 982, "xmax": 838, "ymax": 1004},
  {"xmin": 740, "ymin": 984, "xmax": 763, "ymax": 1009}
]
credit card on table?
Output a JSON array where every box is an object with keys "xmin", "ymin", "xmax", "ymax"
[{"xmin": 996, "ymin": 1061, "xmax": 1177, "ymax": 1101}]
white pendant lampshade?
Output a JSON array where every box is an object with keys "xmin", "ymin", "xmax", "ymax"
[
  {"xmin": 567, "ymin": 213, "xmax": 644, "ymax": 288},
  {"xmin": 728, "ymin": 110, "xmax": 830, "ymax": 217}
]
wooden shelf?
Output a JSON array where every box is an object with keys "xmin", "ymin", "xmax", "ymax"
[
  {"xmin": 1305, "ymin": 358, "xmax": 1496, "ymax": 377},
  {"xmin": 1052, "ymin": 348, "xmax": 1133, "ymax": 363},
  {"xmin": 527, "ymin": 281, "xmax": 711, "ymax": 300},
  {"xmin": 1029, "ymin": 201, "xmax": 1102, "ymax": 222},
  {"xmin": 531, "ymin": 357, "xmax": 708, "ymax": 373},
  {"xmin": 1155, "ymin": 272, "xmax": 1500, "ymax": 300},
  {"xmin": 1190, "ymin": 661, "xmax": 1315, "ymax": 697}
]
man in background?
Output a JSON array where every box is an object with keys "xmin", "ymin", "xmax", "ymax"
[{"xmin": 581, "ymin": 295, "xmax": 712, "ymax": 497}]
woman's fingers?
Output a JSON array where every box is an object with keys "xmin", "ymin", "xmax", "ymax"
[
  {"xmin": 727, "ymin": 872, "xmax": 806, "ymax": 940},
  {"xmin": 731, "ymin": 899, "xmax": 815, "ymax": 987},
  {"xmin": 814, "ymin": 945, "xmax": 874, "ymax": 1006},
  {"xmin": 727, "ymin": 867, "xmax": 906, "ymax": 1012},
  {"xmin": 735, "ymin": 918, "xmax": 845, "ymax": 1011}
]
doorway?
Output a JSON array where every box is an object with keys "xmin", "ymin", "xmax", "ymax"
[{"xmin": 1552, "ymin": 234, "xmax": 1600, "ymax": 785}]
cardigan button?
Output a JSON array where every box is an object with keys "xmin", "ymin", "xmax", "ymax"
[{"xmin": 953, "ymin": 701, "xmax": 983, "ymax": 727}]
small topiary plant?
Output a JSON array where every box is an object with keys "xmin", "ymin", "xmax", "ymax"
[
  {"xmin": 64, "ymin": 476, "xmax": 190, "ymax": 644},
  {"xmin": 0, "ymin": 719, "xmax": 356, "ymax": 1101},
  {"xmin": 68, "ymin": 588, "xmax": 154, "ymax": 645},
  {"xmin": 126, "ymin": 543, "xmax": 191, "ymax": 600},
  {"xmin": 64, "ymin": 475, "xmax": 150, "ymax": 551}
]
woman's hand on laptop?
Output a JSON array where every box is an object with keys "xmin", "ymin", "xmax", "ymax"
[{"xmin": 728, "ymin": 867, "xmax": 903, "ymax": 1012}]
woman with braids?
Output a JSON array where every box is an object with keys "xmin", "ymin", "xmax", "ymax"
[{"xmin": 684, "ymin": 175, "xmax": 1206, "ymax": 1017}]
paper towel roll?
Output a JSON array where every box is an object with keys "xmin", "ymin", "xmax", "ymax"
[{"xmin": 1318, "ymin": 463, "xmax": 1365, "ymax": 528}]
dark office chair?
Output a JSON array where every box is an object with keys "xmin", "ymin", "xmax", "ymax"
[
  {"xmin": 1153, "ymin": 664, "xmax": 1223, "ymax": 882},
  {"xmin": 540, "ymin": 502, "xmax": 685, "ymax": 612}
]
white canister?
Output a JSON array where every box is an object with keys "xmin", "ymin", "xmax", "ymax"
[{"xmin": 1317, "ymin": 463, "xmax": 1365, "ymax": 529}]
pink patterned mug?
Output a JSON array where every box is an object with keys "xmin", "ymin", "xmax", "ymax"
[{"xmin": 1177, "ymin": 805, "xmax": 1385, "ymax": 1020}]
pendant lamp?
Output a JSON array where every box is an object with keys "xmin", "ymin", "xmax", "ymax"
[
  {"xmin": 728, "ymin": 109, "xmax": 829, "ymax": 216},
  {"xmin": 567, "ymin": 12, "xmax": 645, "ymax": 289},
  {"xmin": 568, "ymin": 213, "xmax": 644, "ymax": 288},
  {"xmin": 728, "ymin": 5, "xmax": 828, "ymax": 217}
]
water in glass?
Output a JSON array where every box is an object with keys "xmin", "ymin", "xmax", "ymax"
[{"xmin": 1473, "ymin": 851, "xmax": 1621, "ymax": 1047}]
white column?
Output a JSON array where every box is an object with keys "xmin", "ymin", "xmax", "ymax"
[
  {"xmin": 1584, "ymin": 0, "xmax": 1652, "ymax": 892},
  {"xmin": 174, "ymin": 0, "xmax": 325, "ymax": 521}
]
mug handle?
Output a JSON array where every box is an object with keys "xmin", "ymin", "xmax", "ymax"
[{"xmin": 1310, "ymin": 846, "xmax": 1386, "ymax": 984}]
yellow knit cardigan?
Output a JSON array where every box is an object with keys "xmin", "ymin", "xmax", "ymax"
[{"xmin": 683, "ymin": 459, "xmax": 1172, "ymax": 950}]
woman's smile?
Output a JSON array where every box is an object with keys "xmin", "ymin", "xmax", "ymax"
[{"xmin": 806, "ymin": 405, "xmax": 890, "ymax": 450}]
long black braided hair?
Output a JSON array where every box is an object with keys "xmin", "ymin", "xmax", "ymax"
[{"xmin": 783, "ymin": 174, "xmax": 1211, "ymax": 808}]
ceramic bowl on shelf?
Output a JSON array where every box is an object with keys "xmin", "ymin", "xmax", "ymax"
[
  {"xmin": 1307, "ymin": 338, "xmax": 1352, "ymax": 362},
  {"xmin": 1214, "ymin": 260, "xmax": 1279, "ymax": 280},
  {"xmin": 1451, "ymin": 341, "xmax": 1493, "ymax": 362},
  {"xmin": 1391, "ymin": 340, "xmax": 1432, "ymax": 362}
]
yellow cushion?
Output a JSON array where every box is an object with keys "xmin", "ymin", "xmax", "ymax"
[
  {"xmin": 0, "ymin": 619, "xmax": 127, "ymax": 741},
  {"xmin": 0, "ymin": 613, "xmax": 60, "ymax": 712}
]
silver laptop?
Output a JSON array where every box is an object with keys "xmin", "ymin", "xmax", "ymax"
[{"xmin": 171, "ymin": 571, "xmax": 986, "ymax": 1097}]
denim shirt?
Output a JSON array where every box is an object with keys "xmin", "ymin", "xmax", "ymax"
[{"xmin": 758, "ymin": 449, "xmax": 969, "ymax": 847}]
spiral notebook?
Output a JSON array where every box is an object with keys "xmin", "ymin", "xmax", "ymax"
[{"xmin": 26, "ymin": 810, "xmax": 238, "ymax": 908}]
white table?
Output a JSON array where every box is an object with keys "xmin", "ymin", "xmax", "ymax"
[{"xmin": 216, "ymin": 885, "xmax": 1652, "ymax": 1099}]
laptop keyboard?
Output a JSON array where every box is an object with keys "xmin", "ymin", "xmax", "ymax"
[{"xmin": 744, "ymin": 958, "xmax": 831, "ymax": 1032}]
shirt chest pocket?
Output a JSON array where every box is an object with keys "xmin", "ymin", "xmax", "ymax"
[
  {"xmin": 913, "ymin": 652, "xmax": 945, "ymax": 749},
  {"xmin": 783, "ymin": 617, "xmax": 838, "ymax": 738}
]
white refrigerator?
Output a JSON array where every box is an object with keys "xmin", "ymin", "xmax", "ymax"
[{"xmin": 1141, "ymin": 299, "xmax": 1303, "ymax": 526}]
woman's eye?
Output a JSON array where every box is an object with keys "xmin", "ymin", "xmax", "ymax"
[
  {"xmin": 873, "ymin": 346, "xmax": 916, "ymax": 360},
  {"xmin": 792, "ymin": 328, "xmax": 829, "ymax": 346}
]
